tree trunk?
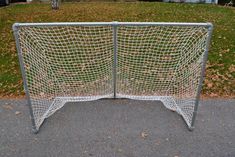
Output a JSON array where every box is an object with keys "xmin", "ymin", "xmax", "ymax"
[{"xmin": 52, "ymin": 0, "xmax": 59, "ymax": 10}]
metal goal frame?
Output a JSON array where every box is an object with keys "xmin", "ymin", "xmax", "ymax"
[{"xmin": 13, "ymin": 22, "xmax": 213, "ymax": 133}]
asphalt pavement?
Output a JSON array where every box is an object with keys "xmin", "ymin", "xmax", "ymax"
[{"xmin": 0, "ymin": 98, "xmax": 234, "ymax": 157}]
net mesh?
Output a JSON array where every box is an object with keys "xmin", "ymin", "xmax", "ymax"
[
  {"xmin": 15, "ymin": 23, "xmax": 210, "ymax": 131},
  {"xmin": 17, "ymin": 26, "xmax": 114, "ymax": 129},
  {"xmin": 117, "ymin": 26, "xmax": 209, "ymax": 127}
]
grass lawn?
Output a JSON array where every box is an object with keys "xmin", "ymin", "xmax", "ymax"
[{"xmin": 0, "ymin": 2, "xmax": 234, "ymax": 98}]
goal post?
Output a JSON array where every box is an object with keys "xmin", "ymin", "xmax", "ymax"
[{"xmin": 13, "ymin": 22, "xmax": 213, "ymax": 133}]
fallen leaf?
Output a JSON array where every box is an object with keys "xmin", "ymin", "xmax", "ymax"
[
  {"xmin": 155, "ymin": 140, "xmax": 161, "ymax": 145},
  {"xmin": 118, "ymin": 148, "xmax": 122, "ymax": 152},
  {"xmin": 228, "ymin": 65, "xmax": 235, "ymax": 73},
  {"xmin": 210, "ymin": 93, "xmax": 218, "ymax": 97},
  {"xmin": 225, "ymin": 49, "xmax": 230, "ymax": 53},
  {"xmin": 207, "ymin": 83, "xmax": 213, "ymax": 88},
  {"xmin": 15, "ymin": 111, "xmax": 21, "ymax": 115},
  {"xmin": 141, "ymin": 131, "xmax": 148, "ymax": 138},
  {"xmin": 2, "ymin": 104, "xmax": 13, "ymax": 110}
]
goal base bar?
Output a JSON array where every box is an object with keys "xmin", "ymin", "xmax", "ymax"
[{"xmin": 31, "ymin": 95, "xmax": 196, "ymax": 133}]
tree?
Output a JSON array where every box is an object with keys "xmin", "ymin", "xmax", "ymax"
[{"xmin": 52, "ymin": 0, "xmax": 59, "ymax": 10}]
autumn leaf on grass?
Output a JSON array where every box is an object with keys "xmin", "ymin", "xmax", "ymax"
[
  {"xmin": 207, "ymin": 82, "xmax": 213, "ymax": 88},
  {"xmin": 209, "ymin": 93, "xmax": 218, "ymax": 97},
  {"xmin": 204, "ymin": 79, "xmax": 213, "ymax": 88},
  {"xmin": 228, "ymin": 65, "xmax": 235, "ymax": 73}
]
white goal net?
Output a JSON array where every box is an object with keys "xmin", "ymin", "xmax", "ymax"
[{"xmin": 13, "ymin": 22, "xmax": 213, "ymax": 133}]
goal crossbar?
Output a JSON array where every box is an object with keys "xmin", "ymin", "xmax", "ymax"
[{"xmin": 13, "ymin": 22, "xmax": 213, "ymax": 133}]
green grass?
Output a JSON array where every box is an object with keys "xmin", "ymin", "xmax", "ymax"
[{"xmin": 0, "ymin": 2, "xmax": 234, "ymax": 97}]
